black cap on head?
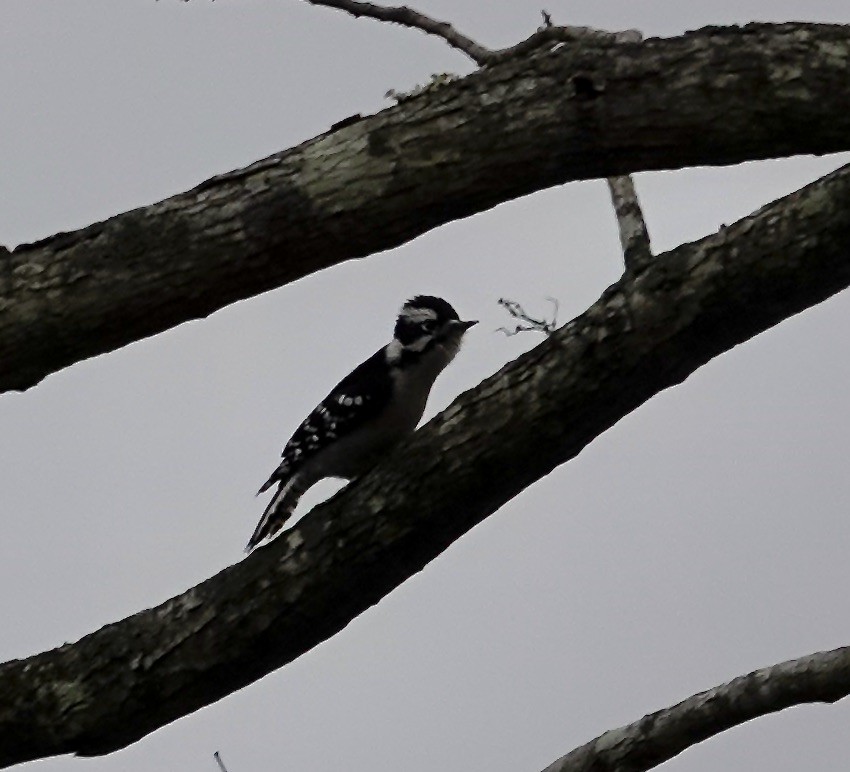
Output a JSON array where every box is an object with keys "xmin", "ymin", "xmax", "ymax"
[{"xmin": 402, "ymin": 295, "xmax": 460, "ymax": 322}]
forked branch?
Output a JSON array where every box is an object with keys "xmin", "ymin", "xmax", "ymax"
[
  {"xmin": 311, "ymin": 0, "xmax": 652, "ymax": 274},
  {"xmin": 304, "ymin": 0, "xmax": 641, "ymax": 65}
]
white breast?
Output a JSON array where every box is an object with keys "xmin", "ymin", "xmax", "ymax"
[{"xmin": 302, "ymin": 343, "xmax": 455, "ymax": 482}]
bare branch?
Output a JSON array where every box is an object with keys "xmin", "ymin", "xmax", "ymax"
[
  {"xmin": 496, "ymin": 297, "xmax": 558, "ymax": 336},
  {"xmin": 213, "ymin": 751, "xmax": 229, "ymax": 772},
  {"xmin": 304, "ymin": 0, "xmax": 640, "ymax": 65},
  {"xmin": 303, "ymin": 0, "xmax": 493, "ymax": 64},
  {"xmin": 542, "ymin": 646, "xmax": 850, "ymax": 772},
  {"xmin": 607, "ymin": 175, "xmax": 653, "ymax": 272}
]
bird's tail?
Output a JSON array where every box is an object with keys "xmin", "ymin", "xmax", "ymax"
[
  {"xmin": 245, "ymin": 475, "xmax": 306, "ymax": 553},
  {"xmin": 256, "ymin": 467, "xmax": 281, "ymax": 496}
]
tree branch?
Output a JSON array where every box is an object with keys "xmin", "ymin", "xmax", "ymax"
[
  {"xmin": 304, "ymin": 0, "xmax": 493, "ymax": 64},
  {"xmin": 2, "ymin": 23, "xmax": 849, "ymax": 394},
  {"xmin": 482, "ymin": 23, "xmax": 643, "ymax": 64},
  {"xmin": 1, "ymin": 161, "xmax": 849, "ymax": 768},
  {"xmin": 320, "ymin": 0, "xmax": 654, "ymax": 274},
  {"xmin": 304, "ymin": 0, "xmax": 640, "ymax": 65},
  {"xmin": 541, "ymin": 646, "xmax": 850, "ymax": 772},
  {"xmin": 607, "ymin": 174, "xmax": 652, "ymax": 271}
]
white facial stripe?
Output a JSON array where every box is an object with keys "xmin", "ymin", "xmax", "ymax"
[
  {"xmin": 385, "ymin": 338, "xmax": 403, "ymax": 363},
  {"xmin": 401, "ymin": 306, "xmax": 438, "ymax": 324}
]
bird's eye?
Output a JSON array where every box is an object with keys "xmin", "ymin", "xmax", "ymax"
[{"xmin": 420, "ymin": 319, "xmax": 437, "ymax": 334}]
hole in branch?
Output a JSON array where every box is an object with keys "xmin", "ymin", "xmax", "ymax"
[{"xmin": 572, "ymin": 74, "xmax": 604, "ymax": 100}]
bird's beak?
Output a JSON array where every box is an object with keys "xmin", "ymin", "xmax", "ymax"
[{"xmin": 458, "ymin": 320, "xmax": 478, "ymax": 330}]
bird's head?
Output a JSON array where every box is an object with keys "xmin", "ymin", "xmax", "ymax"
[{"xmin": 388, "ymin": 295, "xmax": 477, "ymax": 365}]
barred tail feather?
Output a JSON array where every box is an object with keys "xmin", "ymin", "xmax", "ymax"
[{"xmin": 246, "ymin": 475, "xmax": 305, "ymax": 553}]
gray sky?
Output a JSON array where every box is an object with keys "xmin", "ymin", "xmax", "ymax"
[{"xmin": 2, "ymin": 1, "xmax": 850, "ymax": 771}]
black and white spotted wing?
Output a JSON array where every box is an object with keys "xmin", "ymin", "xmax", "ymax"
[{"xmin": 257, "ymin": 348, "xmax": 392, "ymax": 494}]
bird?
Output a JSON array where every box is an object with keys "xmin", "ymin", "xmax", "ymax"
[{"xmin": 246, "ymin": 295, "xmax": 477, "ymax": 552}]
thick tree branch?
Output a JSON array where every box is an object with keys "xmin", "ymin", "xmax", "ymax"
[
  {"xmin": 1, "ymin": 161, "xmax": 848, "ymax": 768},
  {"xmin": 2, "ymin": 23, "xmax": 849, "ymax": 394},
  {"xmin": 541, "ymin": 646, "xmax": 850, "ymax": 772},
  {"xmin": 607, "ymin": 174, "xmax": 652, "ymax": 271}
]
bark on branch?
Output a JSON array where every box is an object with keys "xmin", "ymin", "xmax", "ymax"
[
  {"xmin": 607, "ymin": 174, "xmax": 652, "ymax": 271},
  {"xmin": 1, "ymin": 161, "xmax": 849, "ymax": 768},
  {"xmin": 541, "ymin": 646, "xmax": 850, "ymax": 772},
  {"xmin": 2, "ymin": 23, "xmax": 848, "ymax": 393}
]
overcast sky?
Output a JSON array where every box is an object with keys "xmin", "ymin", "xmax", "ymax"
[{"xmin": 2, "ymin": 2, "xmax": 850, "ymax": 771}]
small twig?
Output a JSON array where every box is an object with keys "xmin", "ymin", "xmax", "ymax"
[
  {"xmin": 541, "ymin": 10, "xmax": 553, "ymax": 28},
  {"xmin": 606, "ymin": 175, "xmax": 652, "ymax": 272},
  {"xmin": 497, "ymin": 297, "xmax": 558, "ymax": 336},
  {"xmin": 304, "ymin": 0, "xmax": 641, "ymax": 66},
  {"xmin": 213, "ymin": 751, "xmax": 229, "ymax": 772},
  {"xmin": 304, "ymin": 0, "xmax": 493, "ymax": 64}
]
